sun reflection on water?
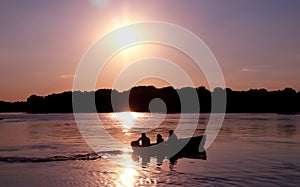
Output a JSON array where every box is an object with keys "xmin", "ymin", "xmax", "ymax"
[
  {"xmin": 111, "ymin": 112, "xmax": 144, "ymax": 130},
  {"xmin": 119, "ymin": 167, "xmax": 138, "ymax": 187},
  {"xmin": 113, "ymin": 153, "xmax": 157, "ymax": 186},
  {"xmin": 114, "ymin": 153, "xmax": 138, "ymax": 187}
]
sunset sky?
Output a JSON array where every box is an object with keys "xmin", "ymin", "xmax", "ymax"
[{"xmin": 1, "ymin": 0, "xmax": 300, "ymax": 101}]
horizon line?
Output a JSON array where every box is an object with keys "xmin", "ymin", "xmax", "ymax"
[{"xmin": 1, "ymin": 85, "xmax": 299, "ymax": 103}]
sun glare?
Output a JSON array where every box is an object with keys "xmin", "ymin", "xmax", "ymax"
[
  {"xmin": 111, "ymin": 19, "xmax": 142, "ymax": 48},
  {"xmin": 116, "ymin": 28, "xmax": 139, "ymax": 47},
  {"xmin": 112, "ymin": 18, "xmax": 130, "ymax": 29},
  {"xmin": 111, "ymin": 153, "xmax": 138, "ymax": 186},
  {"xmin": 112, "ymin": 112, "xmax": 143, "ymax": 129},
  {"xmin": 119, "ymin": 167, "xmax": 138, "ymax": 186}
]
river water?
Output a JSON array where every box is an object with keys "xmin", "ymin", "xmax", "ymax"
[{"xmin": 0, "ymin": 113, "xmax": 299, "ymax": 186}]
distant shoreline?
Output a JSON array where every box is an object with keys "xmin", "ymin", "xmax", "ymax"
[
  {"xmin": 0, "ymin": 112, "xmax": 299, "ymax": 116},
  {"xmin": 1, "ymin": 86, "xmax": 299, "ymax": 114}
]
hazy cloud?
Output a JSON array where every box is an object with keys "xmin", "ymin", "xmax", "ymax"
[{"xmin": 60, "ymin": 74, "xmax": 74, "ymax": 79}]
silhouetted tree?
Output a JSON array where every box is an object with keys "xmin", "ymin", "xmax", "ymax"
[{"xmin": 1, "ymin": 86, "xmax": 299, "ymax": 114}]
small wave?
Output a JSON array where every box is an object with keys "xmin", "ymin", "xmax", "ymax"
[
  {"xmin": 0, "ymin": 145, "xmax": 58, "ymax": 152},
  {"xmin": 96, "ymin": 150, "xmax": 124, "ymax": 155},
  {"xmin": 0, "ymin": 153, "xmax": 101, "ymax": 163},
  {"xmin": 238, "ymin": 117, "xmax": 269, "ymax": 121},
  {"xmin": 0, "ymin": 148, "xmax": 19, "ymax": 152},
  {"xmin": 30, "ymin": 145, "xmax": 58, "ymax": 150}
]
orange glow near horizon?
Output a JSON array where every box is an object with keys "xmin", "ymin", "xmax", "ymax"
[
  {"xmin": 1, "ymin": 1, "xmax": 300, "ymax": 101},
  {"xmin": 96, "ymin": 43, "xmax": 208, "ymax": 93}
]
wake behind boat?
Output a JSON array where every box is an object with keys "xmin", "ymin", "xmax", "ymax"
[{"xmin": 131, "ymin": 135, "xmax": 207, "ymax": 160}]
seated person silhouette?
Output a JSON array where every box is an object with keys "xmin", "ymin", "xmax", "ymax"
[
  {"xmin": 156, "ymin": 134, "xmax": 164, "ymax": 144},
  {"xmin": 137, "ymin": 133, "xmax": 151, "ymax": 147}
]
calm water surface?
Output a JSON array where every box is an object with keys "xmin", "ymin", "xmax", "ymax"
[{"xmin": 0, "ymin": 113, "xmax": 299, "ymax": 186}]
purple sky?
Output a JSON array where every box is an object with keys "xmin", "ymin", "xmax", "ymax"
[{"xmin": 1, "ymin": 0, "xmax": 300, "ymax": 101}]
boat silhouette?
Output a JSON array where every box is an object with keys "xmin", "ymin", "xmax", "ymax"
[{"xmin": 131, "ymin": 135, "xmax": 207, "ymax": 161}]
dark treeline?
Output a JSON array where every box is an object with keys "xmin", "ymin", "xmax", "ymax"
[
  {"xmin": 0, "ymin": 86, "xmax": 300, "ymax": 114},
  {"xmin": 0, "ymin": 101, "xmax": 27, "ymax": 113}
]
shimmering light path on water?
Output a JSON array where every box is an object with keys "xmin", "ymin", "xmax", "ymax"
[{"xmin": 0, "ymin": 113, "xmax": 300, "ymax": 186}]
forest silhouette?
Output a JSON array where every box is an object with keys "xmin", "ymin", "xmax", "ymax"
[{"xmin": 0, "ymin": 86, "xmax": 299, "ymax": 114}]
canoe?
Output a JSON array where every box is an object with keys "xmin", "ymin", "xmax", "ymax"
[{"xmin": 131, "ymin": 135, "xmax": 206, "ymax": 160}]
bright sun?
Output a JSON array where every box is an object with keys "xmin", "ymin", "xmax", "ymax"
[{"xmin": 110, "ymin": 18, "xmax": 142, "ymax": 48}]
